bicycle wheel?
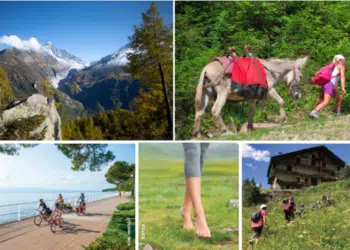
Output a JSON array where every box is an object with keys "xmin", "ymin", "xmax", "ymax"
[
  {"xmin": 34, "ymin": 215, "xmax": 42, "ymax": 226},
  {"xmin": 47, "ymin": 215, "xmax": 53, "ymax": 224},
  {"xmin": 51, "ymin": 222, "xmax": 56, "ymax": 233}
]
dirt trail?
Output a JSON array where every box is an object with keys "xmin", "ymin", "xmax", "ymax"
[
  {"xmin": 217, "ymin": 114, "xmax": 350, "ymax": 140},
  {"xmin": 0, "ymin": 196, "xmax": 129, "ymax": 250},
  {"xmin": 259, "ymin": 115, "xmax": 350, "ymax": 140}
]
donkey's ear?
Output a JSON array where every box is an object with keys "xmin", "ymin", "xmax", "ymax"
[{"xmin": 296, "ymin": 56, "xmax": 309, "ymax": 70}]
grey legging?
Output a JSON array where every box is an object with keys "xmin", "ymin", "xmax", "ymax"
[{"xmin": 183, "ymin": 143, "xmax": 210, "ymax": 178}]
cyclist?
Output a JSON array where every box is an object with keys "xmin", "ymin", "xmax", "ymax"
[
  {"xmin": 57, "ymin": 194, "xmax": 64, "ymax": 208},
  {"xmin": 37, "ymin": 199, "xmax": 51, "ymax": 221},
  {"xmin": 54, "ymin": 203, "xmax": 63, "ymax": 228},
  {"xmin": 77, "ymin": 193, "xmax": 86, "ymax": 213}
]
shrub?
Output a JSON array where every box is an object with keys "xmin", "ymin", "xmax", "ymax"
[
  {"xmin": 243, "ymin": 178, "xmax": 264, "ymax": 207},
  {"xmin": 117, "ymin": 202, "xmax": 135, "ymax": 211},
  {"xmin": 0, "ymin": 115, "xmax": 46, "ymax": 140},
  {"xmin": 340, "ymin": 166, "xmax": 350, "ymax": 180},
  {"xmin": 83, "ymin": 202, "xmax": 135, "ymax": 250}
]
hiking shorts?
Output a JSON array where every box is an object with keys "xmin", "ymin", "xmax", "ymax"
[
  {"xmin": 183, "ymin": 143, "xmax": 209, "ymax": 178},
  {"xmin": 252, "ymin": 226, "xmax": 263, "ymax": 238},
  {"xmin": 323, "ymin": 81, "xmax": 336, "ymax": 98}
]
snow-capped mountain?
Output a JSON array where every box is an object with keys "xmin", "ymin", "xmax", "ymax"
[
  {"xmin": 0, "ymin": 42, "xmax": 89, "ymax": 88},
  {"xmin": 40, "ymin": 42, "xmax": 89, "ymax": 87},
  {"xmin": 43, "ymin": 41, "xmax": 88, "ymax": 68},
  {"xmin": 92, "ymin": 43, "xmax": 133, "ymax": 67}
]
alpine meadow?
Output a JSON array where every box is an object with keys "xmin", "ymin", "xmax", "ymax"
[{"xmin": 175, "ymin": 1, "xmax": 350, "ymax": 140}]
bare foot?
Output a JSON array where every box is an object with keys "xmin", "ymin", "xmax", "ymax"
[
  {"xmin": 195, "ymin": 214, "xmax": 211, "ymax": 238},
  {"xmin": 180, "ymin": 206, "xmax": 194, "ymax": 230}
]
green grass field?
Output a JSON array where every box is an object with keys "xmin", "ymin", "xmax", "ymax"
[
  {"xmin": 211, "ymin": 113, "xmax": 350, "ymax": 141},
  {"xmin": 243, "ymin": 180, "xmax": 350, "ymax": 250},
  {"xmin": 139, "ymin": 157, "xmax": 239, "ymax": 250}
]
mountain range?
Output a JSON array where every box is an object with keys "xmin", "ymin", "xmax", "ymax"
[{"xmin": 0, "ymin": 39, "xmax": 139, "ymax": 119}]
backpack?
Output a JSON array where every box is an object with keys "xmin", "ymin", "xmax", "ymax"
[
  {"xmin": 312, "ymin": 63, "xmax": 339, "ymax": 86},
  {"xmin": 231, "ymin": 57, "xmax": 268, "ymax": 99},
  {"xmin": 251, "ymin": 210, "xmax": 262, "ymax": 222}
]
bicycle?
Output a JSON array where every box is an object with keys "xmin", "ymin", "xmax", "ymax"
[
  {"xmin": 75, "ymin": 203, "xmax": 86, "ymax": 216},
  {"xmin": 50, "ymin": 216, "xmax": 64, "ymax": 233},
  {"xmin": 34, "ymin": 210, "xmax": 53, "ymax": 226}
]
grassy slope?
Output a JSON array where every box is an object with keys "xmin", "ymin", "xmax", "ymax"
[
  {"xmin": 139, "ymin": 157, "xmax": 239, "ymax": 250},
  {"xmin": 243, "ymin": 180, "xmax": 350, "ymax": 250},
  {"xmin": 212, "ymin": 113, "xmax": 350, "ymax": 141}
]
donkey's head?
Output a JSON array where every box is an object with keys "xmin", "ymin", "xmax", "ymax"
[{"xmin": 283, "ymin": 56, "xmax": 309, "ymax": 100}]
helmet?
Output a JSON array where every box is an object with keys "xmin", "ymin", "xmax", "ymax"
[
  {"xmin": 260, "ymin": 204, "xmax": 267, "ymax": 209},
  {"xmin": 40, "ymin": 199, "xmax": 43, "ymax": 202},
  {"xmin": 59, "ymin": 194, "xmax": 62, "ymax": 196}
]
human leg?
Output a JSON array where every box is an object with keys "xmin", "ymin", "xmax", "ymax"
[
  {"xmin": 335, "ymin": 91, "xmax": 343, "ymax": 114},
  {"xmin": 199, "ymin": 143, "xmax": 210, "ymax": 176}
]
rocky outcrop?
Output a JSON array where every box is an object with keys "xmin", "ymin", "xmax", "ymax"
[{"xmin": 0, "ymin": 94, "xmax": 62, "ymax": 140}]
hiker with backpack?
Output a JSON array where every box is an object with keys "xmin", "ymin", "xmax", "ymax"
[
  {"xmin": 249, "ymin": 204, "xmax": 268, "ymax": 244},
  {"xmin": 310, "ymin": 54, "xmax": 346, "ymax": 119},
  {"xmin": 282, "ymin": 200, "xmax": 293, "ymax": 223},
  {"xmin": 288, "ymin": 196, "xmax": 296, "ymax": 220}
]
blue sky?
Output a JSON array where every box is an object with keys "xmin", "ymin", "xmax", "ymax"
[
  {"xmin": 242, "ymin": 144, "xmax": 349, "ymax": 189},
  {"xmin": 0, "ymin": 144, "xmax": 135, "ymax": 191},
  {"xmin": 0, "ymin": 1, "xmax": 172, "ymax": 62}
]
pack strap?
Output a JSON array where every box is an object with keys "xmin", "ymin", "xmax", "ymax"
[{"xmin": 252, "ymin": 58, "xmax": 267, "ymax": 89}]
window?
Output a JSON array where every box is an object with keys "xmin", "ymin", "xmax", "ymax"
[
  {"xmin": 305, "ymin": 178, "xmax": 308, "ymax": 183},
  {"xmin": 296, "ymin": 177, "xmax": 300, "ymax": 183},
  {"xmin": 296, "ymin": 157, "xmax": 301, "ymax": 164},
  {"xmin": 285, "ymin": 185, "xmax": 291, "ymax": 189},
  {"xmin": 287, "ymin": 165, "xmax": 293, "ymax": 171},
  {"xmin": 311, "ymin": 155, "xmax": 316, "ymax": 166}
]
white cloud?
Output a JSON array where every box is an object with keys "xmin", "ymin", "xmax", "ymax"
[
  {"xmin": 242, "ymin": 144, "xmax": 270, "ymax": 162},
  {"xmin": 0, "ymin": 35, "xmax": 42, "ymax": 51},
  {"xmin": 244, "ymin": 163, "xmax": 258, "ymax": 170}
]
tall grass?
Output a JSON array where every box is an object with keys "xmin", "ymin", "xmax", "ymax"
[{"xmin": 243, "ymin": 180, "xmax": 350, "ymax": 249}]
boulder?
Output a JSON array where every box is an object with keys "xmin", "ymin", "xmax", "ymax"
[{"xmin": 0, "ymin": 94, "xmax": 62, "ymax": 140}]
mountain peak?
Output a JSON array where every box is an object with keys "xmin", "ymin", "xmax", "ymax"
[{"xmin": 92, "ymin": 43, "xmax": 133, "ymax": 68}]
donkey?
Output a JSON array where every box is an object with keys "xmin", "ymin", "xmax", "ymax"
[{"xmin": 192, "ymin": 56, "xmax": 309, "ymax": 138}]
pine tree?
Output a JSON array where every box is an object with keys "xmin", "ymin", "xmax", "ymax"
[
  {"xmin": 127, "ymin": 1, "xmax": 173, "ymax": 137},
  {"xmin": 41, "ymin": 80, "xmax": 54, "ymax": 99},
  {"xmin": 0, "ymin": 67, "xmax": 14, "ymax": 109}
]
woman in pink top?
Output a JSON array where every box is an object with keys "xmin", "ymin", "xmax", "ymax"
[
  {"xmin": 250, "ymin": 204, "xmax": 267, "ymax": 244},
  {"xmin": 54, "ymin": 203, "xmax": 63, "ymax": 228}
]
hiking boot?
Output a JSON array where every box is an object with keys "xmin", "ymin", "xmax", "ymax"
[{"xmin": 309, "ymin": 110, "xmax": 320, "ymax": 119}]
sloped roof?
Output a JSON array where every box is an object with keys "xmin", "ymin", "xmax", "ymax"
[{"xmin": 267, "ymin": 145, "xmax": 345, "ymax": 178}]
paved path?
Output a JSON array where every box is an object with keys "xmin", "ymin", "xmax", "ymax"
[{"xmin": 0, "ymin": 196, "xmax": 129, "ymax": 250}]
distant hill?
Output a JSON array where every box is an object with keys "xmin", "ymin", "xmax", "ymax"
[
  {"xmin": 58, "ymin": 66, "xmax": 139, "ymax": 113},
  {"xmin": 139, "ymin": 143, "xmax": 238, "ymax": 159}
]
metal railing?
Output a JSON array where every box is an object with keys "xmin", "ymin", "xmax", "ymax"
[{"xmin": 0, "ymin": 192, "xmax": 121, "ymax": 225}]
